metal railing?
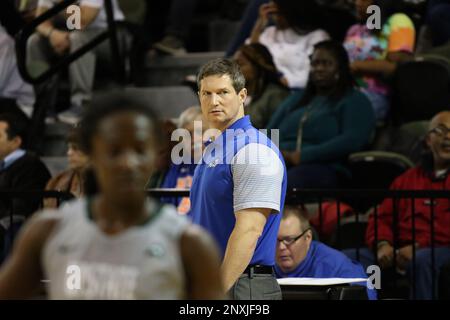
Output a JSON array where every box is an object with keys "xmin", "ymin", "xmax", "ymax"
[
  {"xmin": 148, "ymin": 188, "xmax": 450, "ymax": 300},
  {"xmin": 0, "ymin": 190, "xmax": 74, "ymax": 263},
  {"xmin": 287, "ymin": 188, "xmax": 450, "ymax": 300},
  {"xmin": 1, "ymin": 188, "xmax": 447, "ymax": 299},
  {"xmin": 15, "ymin": 0, "xmax": 124, "ymax": 84},
  {"xmin": 13, "ymin": 0, "xmax": 125, "ymax": 151}
]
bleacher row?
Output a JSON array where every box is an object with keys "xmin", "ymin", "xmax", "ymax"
[{"xmin": 37, "ymin": 0, "xmax": 449, "ymax": 173}]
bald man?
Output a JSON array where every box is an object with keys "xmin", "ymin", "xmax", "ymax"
[
  {"xmin": 345, "ymin": 111, "xmax": 450, "ymax": 299},
  {"xmin": 159, "ymin": 106, "xmax": 206, "ymax": 215}
]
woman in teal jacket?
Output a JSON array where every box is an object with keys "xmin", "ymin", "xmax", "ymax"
[{"xmin": 267, "ymin": 40, "xmax": 375, "ymax": 189}]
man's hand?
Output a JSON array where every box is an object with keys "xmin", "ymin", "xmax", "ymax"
[
  {"xmin": 281, "ymin": 150, "xmax": 300, "ymax": 166},
  {"xmin": 377, "ymin": 242, "xmax": 394, "ymax": 269},
  {"xmin": 258, "ymin": 2, "xmax": 278, "ymax": 27},
  {"xmin": 49, "ymin": 30, "xmax": 70, "ymax": 55},
  {"xmin": 279, "ymin": 76, "xmax": 289, "ymax": 87},
  {"xmin": 396, "ymin": 245, "xmax": 415, "ymax": 271}
]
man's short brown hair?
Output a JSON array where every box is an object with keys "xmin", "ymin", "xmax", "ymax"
[
  {"xmin": 197, "ymin": 58, "xmax": 246, "ymax": 93},
  {"xmin": 283, "ymin": 204, "xmax": 311, "ymax": 232}
]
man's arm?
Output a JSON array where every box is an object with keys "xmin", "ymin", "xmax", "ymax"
[
  {"xmin": 77, "ymin": 4, "xmax": 101, "ymax": 30},
  {"xmin": 250, "ymin": 2, "xmax": 277, "ymax": 43},
  {"xmin": 35, "ymin": 4, "xmax": 70, "ymax": 55},
  {"xmin": 224, "ymin": 143, "xmax": 284, "ymax": 291},
  {"xmin": 11, "ymin": 161, "xmax": 50, "ymax": 219},
  {"xmin": 351, "ymin": 52, "xmax": 414, "ymax": 77},
  {"xmin": 180, "ymin": 224, "xmax": 224, "ymax": 299},
  {"xmin": 35, "ymin": 5, "xmax": 56, "ymax": 37},
  {"xmin": 0, "ymin": 215, "xmax": 58, "ymax": 299},
  {"xmin": 221, "ymin": 208, "xmax": 271, "ymax": 292}
]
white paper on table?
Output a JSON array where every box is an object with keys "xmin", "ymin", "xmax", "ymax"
[{"xmin": 277, "ymin": 278, "xmax": 368, "ymax": 286}]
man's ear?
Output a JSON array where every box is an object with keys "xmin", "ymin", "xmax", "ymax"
[
  {"xmin": 239, "ymin": 88, "xmax": 247, "ymax": 104},
  {"xmin": 12, "ymin": 136, "xmax": 22, "ymax": 149},
  {"xmin": 425, "ymin": 134, "xmax": 432, "ymax": 149},
  {"xmin": 306, "ymin": 229, "xmax": 314, "ymax": 241}
]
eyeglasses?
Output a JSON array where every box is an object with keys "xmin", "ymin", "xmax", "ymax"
[
  {"xmin": 277, "ymin": 228, "xmax": 311, "ymax": 246},
  {"xmin": 429, "ymin": 125, "xmax": 450, "ymax": 138}
]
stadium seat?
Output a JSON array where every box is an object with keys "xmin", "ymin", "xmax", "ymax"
[
  {"xmin": 329, "ymin": 214, "xmax": 369, "ymax": 250},
  {"xmin": 125, "ymin": 86, "xmax": 199, "ymax": 119},
  {"xmin": 327, "ymin": 285, "xmax": 368, "ymax": 300},
  {"xmin": 391, "ymin": 59, "xmax": 450, "ymax": 126},
  {"xmin": 347, "ymin": 151, "xmax": 414, "ymax": 213}
]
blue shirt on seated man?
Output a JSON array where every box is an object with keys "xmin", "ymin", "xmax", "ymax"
[{"xmin": 275, "ymin": 205, "xmax": 377, "ymax": 300}]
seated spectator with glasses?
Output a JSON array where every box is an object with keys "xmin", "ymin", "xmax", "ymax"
[
  {"xmin": 345, "ymin": 111, "xmax": 450, "ymax": 300},
  {"xmin": 275, "ymin": 205, "xmax": 377, "ymax": 300},
  {"xmin": 343, "ymin": 111, "xmax": 450, "ymax": 299}
]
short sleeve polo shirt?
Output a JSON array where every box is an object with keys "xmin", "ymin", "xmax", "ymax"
[{"xmin": 189, "ymin": 116, "xmax": 287, "ymax": 266}]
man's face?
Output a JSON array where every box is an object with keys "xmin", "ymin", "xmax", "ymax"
[
  {"xmin": 182, "ymin": 114, "xmax": 206, "ymax": 159},
  {"xmin": 310, "ymin": 48, "xmax": 339, "ymax": 90},
  {"xmin": 426, "ymin": 112, "xmax": 450, "ymax": 170},
  {"xmin": 0, "ymin": 121, "xmax": 21, "ymax": 161},
  {"xmin": 198, "ymin": 74, "xmax": 246, "ymax": 132},
  {"xmin": 276, "ymin": 214, "xmax": 312, "ymax": 273},
  {"xmin": 355, "ymin": 0, "xmax": 374, "ymax": 22},
  {"xmin": 90, "ymin": 112, "xmax": 156, "ymax": 206}
]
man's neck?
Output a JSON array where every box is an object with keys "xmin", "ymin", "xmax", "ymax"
[{"xmin": 214, "ymin": 112, "xmax": 245, "ymax": 133}]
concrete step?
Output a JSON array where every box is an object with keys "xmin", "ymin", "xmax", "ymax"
[
  {"xmin": 125, "ymin": 86, "xmax": 199, "ymax": 119},
  {"xmin": 139, "ymin": 51, "xmax": 224, "ymax": 86},
  {"xmin": 39, "ymin": 85, "xmax": 198, "ymax": 156},
  {"xmin": 208, "ymin": 20, "xmax": 240, "ymax": 52}
]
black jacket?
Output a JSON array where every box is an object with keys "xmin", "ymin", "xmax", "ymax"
[{"xmin": 0, "ymin": 152, "xmax": 51, "ymax": 222}]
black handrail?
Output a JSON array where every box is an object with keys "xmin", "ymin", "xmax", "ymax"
[
  {"xmin": 146, "ymin": 188, "xmax": 450, "ymax": 200},
  {"xmin": 14, "ymin": 0, "xmax": 124, "ymax": 85},
  {"xmin": 0, "ymin": 190, "xmax": 74, "ymax": 200},
  {"xmin": 147, "ymin": 188, "xmax": 190, "ymax": 198},
  {"xmin": 147, "ymin": 187, "xmax": 448, "ymax": 299}
]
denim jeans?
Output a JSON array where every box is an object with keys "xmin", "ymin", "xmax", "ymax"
[{"xmin": 343, "ymin": 247, "xmax": 450, "ymax": 299}]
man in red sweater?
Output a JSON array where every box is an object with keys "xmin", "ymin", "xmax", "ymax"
[{"xmin": 346, "ymin": 111, "xmax": 450, "ymax": 299}]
